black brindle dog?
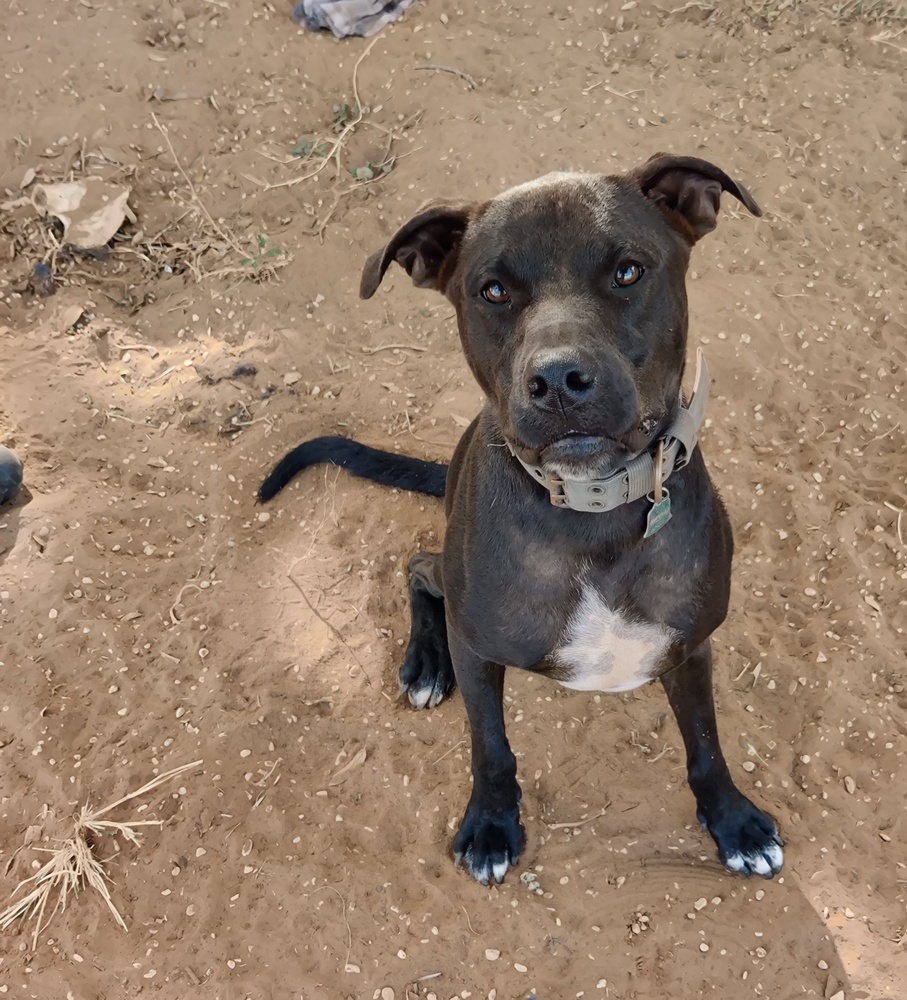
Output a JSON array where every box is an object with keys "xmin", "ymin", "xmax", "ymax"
[{"xmin": 259, "ymin": 153, "xmax": 784, "ymax": 885}]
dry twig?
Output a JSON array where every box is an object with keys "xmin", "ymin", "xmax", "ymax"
[
  {"xmin": 151, "ymin": 112, "xmax": 246, "ymax": 258},
  {"xmin": 414, "ymin": 63, "xmax": 478, "ymax": 89},
  {"xmin": 263, "ymin": 37, "xmax": 379, "ymax": 193}
]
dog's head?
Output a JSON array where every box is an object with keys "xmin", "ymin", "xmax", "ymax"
[{"xmin": 361, "ymin": 154, "xmax": 761, "ymax": 481}]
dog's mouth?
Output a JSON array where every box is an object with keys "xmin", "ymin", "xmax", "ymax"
[
  {"xmin": 539, "ymin": 433, "xmax": 622, "ymax": 464},
  {"xmin": 509, "ymin": 416, "xmax": 666, "ymax": 481},
  {"xmin": 504, "ymin": 431, "xmax": 634, "ymax": 482}
]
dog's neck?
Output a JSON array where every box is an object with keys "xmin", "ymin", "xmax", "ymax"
[{"xmin": 507, "ymin": 349, "xmax": 710, "ymax": 527}]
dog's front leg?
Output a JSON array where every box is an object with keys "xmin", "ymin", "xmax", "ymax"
[
  {"xmin": 448, "ymin": 630, "xmax": 526, "ymax": 885},
  {"xmin": 661, "ymin": 640, "xmax": 784, "ymax": 877}
]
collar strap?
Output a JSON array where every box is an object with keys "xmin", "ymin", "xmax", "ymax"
[{"xmin": 508, "ymin": 349, "xmax": 710, "ymax": 512}]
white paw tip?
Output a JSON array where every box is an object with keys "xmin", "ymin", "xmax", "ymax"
[
  {"xmin": 724, "ymin": 841, "xmax": 784, "ymax": 876},
  {"xmin": 492, "ymin": 859, "xmax": 509, "ymax": 883},
  {"xmin": 407, "ymin": 685, "xmax": 433, "ymax": 710},
  {"xmin": 752, "ymin": 854, "xmax": 772, "ymax": 877}
]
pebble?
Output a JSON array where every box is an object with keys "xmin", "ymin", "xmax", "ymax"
[
  {"xmin": 380, "ymin": 989, "xmax": 395, "ymax": 1000},
  {"xmin": 693, "ymin": 898, "xmax": 707, "ymax": 910},
  {"xmin": 843, "ymin": 776, "xmax": 856, "ymax": 794},
  {"xmin": 258, "ymin": 511, "xmax": 271, "ymax": 523},
  {"xmin": 396, "ymin": 949, "xmax": 406, "ymax": 959},
  {"xmin": 514, "ymin": 962, "xmax": 528, "ymax": 972},
  {"xmin": 742, "ymin": 760, "xmax": 756, "ymax": 772},
  {"xmin": 699, "ymin": 943, "xmax": 709, "ymax": 952},
  {"xmin": 284, "ymin": 371, "xmax": 302, "ymax": 386},
  {"xmin": 755, "ymin": 889, "xmax": 765, "ymax": 901},
  {"xmin": 485, "ymin": 949, "xmax": 500, "ymax": 961},
  {"xmin": 818, "ymin": 960, "xmax": 829, "ymax": 970}
]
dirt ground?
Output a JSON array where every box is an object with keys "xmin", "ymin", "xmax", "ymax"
[{"xmin": 1, "ymin": 1, "xmax": 906, "ymax": 998}]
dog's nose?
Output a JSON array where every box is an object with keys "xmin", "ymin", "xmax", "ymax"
[{"xmin": 526, "ymin": 350, "xmax": 596, "ymax": 412}]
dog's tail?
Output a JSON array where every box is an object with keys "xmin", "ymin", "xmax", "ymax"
[{"xmin": 258, "ymin": 436, "xmax": 448, "ymax": 503}]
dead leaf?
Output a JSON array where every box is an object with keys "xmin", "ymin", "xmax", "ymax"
[{"xmin": 32, "ymin": 178, "xmax": 131, "ymax": 250}]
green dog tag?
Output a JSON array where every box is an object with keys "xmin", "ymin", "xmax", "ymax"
[{"xmin": 644, "ymin": 489, "xmax": 672, "ymax": 538}]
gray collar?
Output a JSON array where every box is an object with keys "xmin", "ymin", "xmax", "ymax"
[{"xmin": 507, "ymin": 349, "xmax": 709, "ymax": 514}]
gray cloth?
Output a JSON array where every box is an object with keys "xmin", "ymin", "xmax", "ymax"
[{"xmin": 293, "ymin": 0, "xmax": 416, "ymax": 38}]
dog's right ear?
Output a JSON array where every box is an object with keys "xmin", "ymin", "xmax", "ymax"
[{"xmin": 360, "ymin": 203, "xmax": 475, "ymax": 299}]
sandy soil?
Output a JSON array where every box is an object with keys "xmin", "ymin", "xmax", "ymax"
[{"xmin": 1, "ymin": 1, "xmax": 906, "ymax": 998}]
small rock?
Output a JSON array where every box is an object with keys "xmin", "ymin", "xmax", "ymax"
[
  {"xmin": 514, "ymin": 962, "xmax": 528, "ymax": 972},
  {"xmin": 284, "ymin": 371, "xmax": 302, "ymax": 386},
  {"xmin": 485, "ymin": 949, "xmax": 500, "ymax": 961},
  {"xmin": 699, "ymin": 943, "xmax": 709, "ymax": 952},
  {"xmin": 818, "ymin": 960, "xmax": 829, "ymax": 970},
  {"xmin": 258, "ymin": 511, "xmax": 271, "ymax": 523},
  {"xmin": 742, "ymin": 760, "xmax": 756, "ymax": 772},
  {"xmin": 380, "ymin": 989, "xmax": 395, "ymax": 1000},
  {"xmin": 829, "ymin": 992, "xmax": 844, "ymax": 1000},
  {"xmin": 755, "ymin": 889, "xmax": 765, "ymax": 901},
  {"xmin": 843, "ymin": 776, "xmax": 856, "ymax": 795},
  {"xmin": 693, "ymin": 897, "xmax": 707, "ymax": 910}
]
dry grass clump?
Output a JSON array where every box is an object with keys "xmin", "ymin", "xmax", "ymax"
[
  {"xmin": 821, "ymin": 0, "xmax": 907, "ymax": 23},
  {"xmin": 0, "ymin": 759, "xmax": 202, "ymax": 951}
]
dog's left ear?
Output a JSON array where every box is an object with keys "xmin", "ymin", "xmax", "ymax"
[
  {"xmin": 629, "ymin": 153, "xmax": 762, "ymax": 241},
  {"xmin": 360, "ymin": 202, "xmax": 477, "ymax": 299}
]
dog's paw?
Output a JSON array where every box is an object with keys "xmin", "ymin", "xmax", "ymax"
[
  {"xmin": 699, "ymin": 795, "xmax": 783, "ymax": 878},
  {"xmin": 452, "ymin": 803, "xmax": 526, "ymax": 885},
  {"xmin": 399, "ymin": 632, "xmax": 455, "ymax": 710}
]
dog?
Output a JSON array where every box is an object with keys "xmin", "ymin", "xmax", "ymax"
[{"xmin": 259, "ymin": 153, "xmax": 784, "ymax": 885}]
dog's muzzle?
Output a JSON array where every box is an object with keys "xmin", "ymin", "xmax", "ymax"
[{"xmin": 508, "ymin": 349, "xmax": 710, "ymax": 518}]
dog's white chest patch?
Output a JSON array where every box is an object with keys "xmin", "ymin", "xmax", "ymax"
[{"xmin": 553, "ymin": 586, "xmax": 677, "ymax": 693}]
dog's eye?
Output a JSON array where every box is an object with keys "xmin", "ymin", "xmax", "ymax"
[
  {"xmin": 614, "ymin": 262, "xmax": 644, "ymax": 287},
  {"xmin": 481, "ymin": 281, "xmax": 510, "ymax": 304}
]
